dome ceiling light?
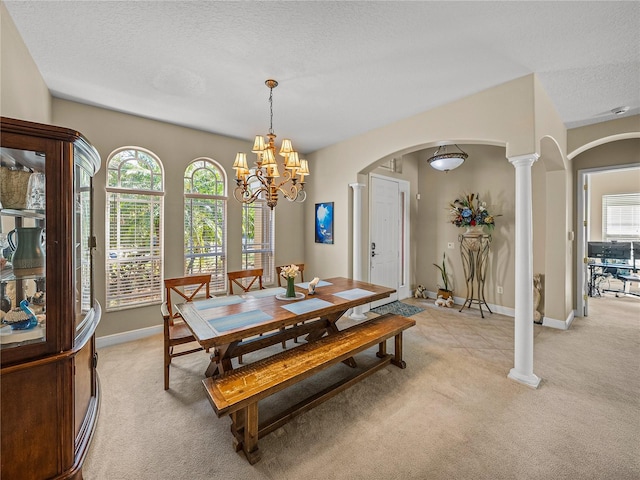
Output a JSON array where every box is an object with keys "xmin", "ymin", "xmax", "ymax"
[{"xmin": 427, "ymin": 144, "xmax": 468, "ymax": 172}]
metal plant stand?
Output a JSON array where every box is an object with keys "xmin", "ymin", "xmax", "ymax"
[{"xmin": 458, "ymin": 232, "xmax": 493, "ymax": 318}]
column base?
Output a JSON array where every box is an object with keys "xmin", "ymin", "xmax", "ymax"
[
  {"xmin": 349, "ymin": 307, "xmax": 367, "ymax": 321},
  {"xmin": 508, "ymin": 368, "xmax": 541, "ymax": 389}
]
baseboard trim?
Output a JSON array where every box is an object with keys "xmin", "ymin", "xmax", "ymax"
[
  {"xmin": 424, "ymin": 290, "xmax": 515, "ymax": 317},
  {"xmin": 542, "ymin": 310, "xmax": 575, "ymax": 330},
  {"xmin": 96, "ymin": 325, "xmax": 162, "ymax": 348}
]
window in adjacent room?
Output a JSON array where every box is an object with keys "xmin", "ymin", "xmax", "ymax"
[
  {"xmin": 184, "ymin": 158, "xmax": 227, "ymax": 293},
  {"xmin": 105, "ymin": 147, "xmax": 164, "ymax": 311},
  {"xmin": 602, "ymin": 193, "xmax": 640, "ymax": 243}
]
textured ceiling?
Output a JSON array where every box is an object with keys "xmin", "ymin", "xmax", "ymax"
[{"xmin": 4, "ymin": 1, "xmax": 639, "ymax": 153}]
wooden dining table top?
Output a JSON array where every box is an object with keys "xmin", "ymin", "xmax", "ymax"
[{"xmin": 176, "ymin": 277, "xmax": 395, "ymax": 350}]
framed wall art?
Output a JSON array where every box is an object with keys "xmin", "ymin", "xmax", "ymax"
[{"xmin": 315, "ymin": 202, "xmax": 334, "ymax": 244}]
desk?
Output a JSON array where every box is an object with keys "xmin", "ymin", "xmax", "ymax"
[
  {"xmin": 587, "ymin": 263, "xmax": 640, "ymax": 297},
  {"xmin": 176, "ymin": 277, "xmax": 395, "ymax": 377}
]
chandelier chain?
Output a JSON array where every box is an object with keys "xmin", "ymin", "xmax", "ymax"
[{"xmin": 268, "ymin": 86, "xmax": 274, "ymax": 135}]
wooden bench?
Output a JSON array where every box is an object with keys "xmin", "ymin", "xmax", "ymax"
[{"xmin": 202, "ymin": 313, "xmax": 416, "ymax": 464}]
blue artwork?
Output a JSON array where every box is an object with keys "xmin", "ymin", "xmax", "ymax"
[{"xmin": 315, "ymin": 202, "xmax": 334, "ymax": 244}]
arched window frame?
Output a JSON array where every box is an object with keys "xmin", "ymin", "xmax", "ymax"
[
  {"xmin": 184, "ymin": 157, "xmax": 228, "ymax": 292},
  {"xmin": 105, "ymin": 147, "xmax": 164, "ymax": 311}
]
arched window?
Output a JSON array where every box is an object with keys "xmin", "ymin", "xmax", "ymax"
[
  {"xmin": 105, "ymin": 147, "xmax": 164, "ymax": 310},
  {"xmin": 184, "ymin": 158, "xmax": 227, "ymax": 292}
]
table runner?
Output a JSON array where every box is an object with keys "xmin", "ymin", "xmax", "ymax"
[
  {"xmin": 206, "ymin": 309, "xmax": 273, "ymax": 333},
  {"xmin": 281, "ymin": 298, "xmax": 333, "ymax": 315},
  {"xmin": 244, "ymin": 287, "xmax": 286, "ymax": 298},
  {"xmin": 193, "ymin": 295, "xmax": 245, "ymax": 310}
]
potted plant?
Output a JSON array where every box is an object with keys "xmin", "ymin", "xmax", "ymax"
[{"xmin": 433, "ymin": 252, "xmax": 453, "ymax": 299}]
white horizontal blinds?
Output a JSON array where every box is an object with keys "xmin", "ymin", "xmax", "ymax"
[
  {"xmin": 184, "ymin": 159, "xmax": 227, "ymax": 293},
  {"xmin": 242, "ymin": 200, "xmax": 275, "ymax": 285},
  {"xmin": 603, "ymin": 193, "xmax": 640, "ymax": 242},
  {"xmin": 105, "ymin": 148, "xmax": 164, "ymax": 311}
]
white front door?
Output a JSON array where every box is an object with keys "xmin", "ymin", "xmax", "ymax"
[{"xmin": 369, "ymin": 174, "xmax": 405, "ymax": 308}]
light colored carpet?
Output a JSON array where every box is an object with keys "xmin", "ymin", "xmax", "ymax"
[{"xmin": 84, "ymin": 295, "xmax": 640, "ymax": 480}]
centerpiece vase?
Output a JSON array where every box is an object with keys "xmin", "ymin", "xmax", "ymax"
[
  {"xmin": 464, "ymin": 224, "xmax": 486, "ymax": 235},
  {"xmin": 285, "ymin": 277, "xmax": 296, "ymax": 298}
]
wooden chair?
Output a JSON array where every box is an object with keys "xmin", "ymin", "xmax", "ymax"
[
  {"xmin": 275, "ymin": 263, "xmax": 305, "ymax": 286},
  {"xmin": 162, "ymin": 274, "xmax": 212, "ymax": 390},
  {"xmin": 227, "ymin": 268, "xmax": 264, "ymax": 294}
]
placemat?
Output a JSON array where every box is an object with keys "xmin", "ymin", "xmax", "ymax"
[
  {"xmin": 244, "ymin": 287, "xmax": 286, "ymax": 298},
  {"xmin": 193, "ymin": 295, "xmax": 245, "ymax": 310},
  {"xmin": 207, "ymin": 309, "xmax": 273, "ymax": 333},
  {"xmin": 296, "ymin": 280, "xmax": 333, "ymax": 289},
  {"xmin": 281, "ymin": 298, "xmax": 333, "ymax": 314},
  {"xmin": 332, "ymin": 288, "xmax": 375, "ymax": 300}
]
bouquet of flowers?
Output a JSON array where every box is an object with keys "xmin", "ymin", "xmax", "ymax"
[
  {"xmin": 280, "ymin": 264, "xmax": 300, "ymax": 298},
  {"xmin": 280, "ymin": 264, "xmax": 300, "ymax": 279},
  {"xmin": 450, "ymin": 192, "xmax": 499, "ymax": 230}
]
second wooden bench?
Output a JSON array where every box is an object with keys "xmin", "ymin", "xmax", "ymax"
[{"xmin": 202, "ymin": 313, "xmax": 416, "ymax": 464}]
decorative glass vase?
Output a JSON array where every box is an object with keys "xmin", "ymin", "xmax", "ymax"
[{"xmin": 285, "ymin": 276, "xmax": 296, "ymax": 298}]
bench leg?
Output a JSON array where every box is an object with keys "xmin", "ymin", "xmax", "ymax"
[
  {"xmin": 243, "ymin": 403, "xmax": 261, "ymax": 464},
  {"xmin": 391, "ymin": 332, "xmax": 407, "ymax": 369},
  {"xmin": 376, "ymin": 339, "xmax": 387, "ymax": 358}
]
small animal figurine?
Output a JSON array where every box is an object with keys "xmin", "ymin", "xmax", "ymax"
[
  {"xmin": 434, "ymin": 295, "xmax": 454, "ymax": 308},
  {"xmin": 414, "ymin": 284, "xmax": 428, "ymax": 299}
]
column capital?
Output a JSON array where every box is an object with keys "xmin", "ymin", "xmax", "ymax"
[
  {"xmin": 508, "ymin": 153, "xmax": 539, "ymax": 168},
  {"xmin": 349, "ymin": 182, "xmax": 365, "ymax": 190}
]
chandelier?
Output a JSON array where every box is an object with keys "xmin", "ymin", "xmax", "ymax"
[
  {"xmin": 232, "ymin": 79, "xmax": 309, "ymax": 209},
  {"xmin": 427, "ymin": 144, "xmax": 468, "ymax": 172}
]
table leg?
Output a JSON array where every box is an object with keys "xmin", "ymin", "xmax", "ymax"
[
  {"xmin": 326, "ymin": 316, "xmax": 357, "ymax": 368},
  {"xmin": 204, "ymin": 343, "xmax": 235, "ymax": 377}
]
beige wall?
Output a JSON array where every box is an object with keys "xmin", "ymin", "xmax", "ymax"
[
  {"xmin": 0, "ymin": 2, "xmax": 51, "ymax": 123},
  {"xmin": 570, "ymin": 137, "xmax": 640, "ymax": 306},
  {"xmin": 568, "ymin": 116, "xmax": 640, "ymax": 155},
  {"xmin": 304, "ymin": 75, "xmax": 540, "ymax": 282},
  {"xmin": 53, "ymin": 99, "xmax": 305, "ymax": 337},
  {"xmin": 572, "ymin": 138, "xmax": 640, "ymax": 240},
  {"xmin": 588, "ymin": 164, "xmax": 640, "ymax": 241},
  {"xmin": 416, "ymin": 145, "xmax": 516, "ymax": 308}
]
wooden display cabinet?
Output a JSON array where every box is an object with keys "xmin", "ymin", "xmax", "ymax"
[{"xmin": 0, "ymin": 117, "xmax": 101, "ymax": 479}]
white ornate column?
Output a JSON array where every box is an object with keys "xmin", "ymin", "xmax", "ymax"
[
  {"xmin": 349, "ymin": 182, "xmax": 367, "ymax": 320},
  {"xmin": 507, "ymin": 154, "xmax": 541, "ymax": 388}
]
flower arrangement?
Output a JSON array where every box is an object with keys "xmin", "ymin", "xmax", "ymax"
[
  {"xmin": 450, "ymin": 192, "xmax": 499, "ymax": 230},
  {"xmin": 280, "ymin": 264, "xmax": 300, "ymax": 279},
  {"xmin": 280, "ymin": 264, "xmax": 300, "ymax": 298}
]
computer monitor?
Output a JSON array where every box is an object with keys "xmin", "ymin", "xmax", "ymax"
[{"xmin": 587, "ymin": 241, "xmax": 631, "ymax": 260}]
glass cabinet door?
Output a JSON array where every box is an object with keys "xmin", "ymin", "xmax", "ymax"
[
  {"xmin": 74, "ymin": 144, "xmax": 95, "ymax": 332},
  {"xmin": 0, "ymin": 147, "xmax": 47, "ymax": 349}
]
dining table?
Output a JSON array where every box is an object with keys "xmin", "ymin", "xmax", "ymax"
[{"xmin": 175, "ymin": 277, "xmax": 395, "ymax": 377}]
